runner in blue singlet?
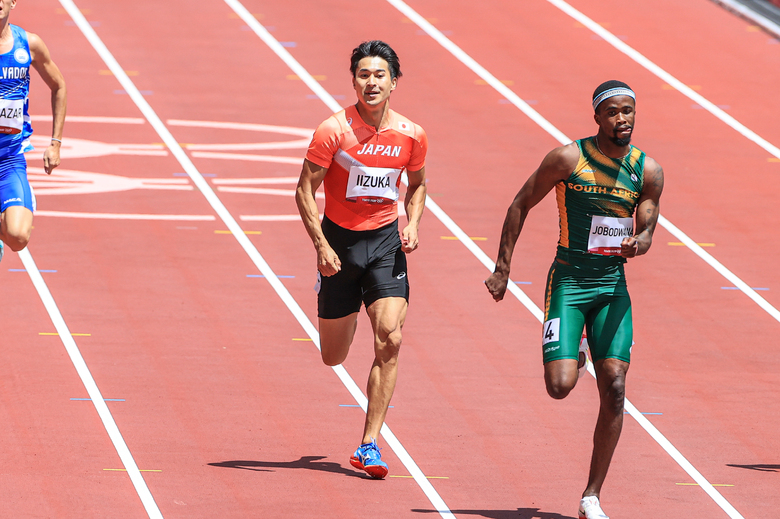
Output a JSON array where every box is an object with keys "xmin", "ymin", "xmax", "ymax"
[{"xmin": 0, "ymin": 0, "xmax": 66, "ymax": 261}]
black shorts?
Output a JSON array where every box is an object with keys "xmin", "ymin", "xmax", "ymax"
[{"xmin": 317, "ymin": 216, "xmax": 409, "ymax": 319}]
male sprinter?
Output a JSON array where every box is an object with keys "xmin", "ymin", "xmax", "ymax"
[
  {"xmin": 0, "ymin": 0, "xmax": 66, "ymax": 262},
  {"xmin": 296, "ymin": 41, "xmax": 427, "ymax": 479},
  {"xmin": 485, "ymin": 81, "xmax": 663, "ymax": 518}
]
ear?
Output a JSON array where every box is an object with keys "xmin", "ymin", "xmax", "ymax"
[
  {"xmin": 593, "ymin": 112, "xmax": 601, "ymax": 126},
  {"xmin": 390, "ymin": 77, "xmax": 398, "ymax": 91}
]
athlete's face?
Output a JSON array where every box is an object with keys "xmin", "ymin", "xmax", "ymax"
[
  {"xmin": 594, "ymin": 96, "xmax": 635, "ymax": 146},
  {"xmin": 352, "ymin": 57, "xmax": 397, "ymax": 108}
]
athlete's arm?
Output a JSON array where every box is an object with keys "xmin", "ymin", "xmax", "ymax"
[
  {"xmin": 29, "ymin": 32, "xmax": 66, "ymax": 176},
  {"xmin": 295, "ymin": 159, "xmax": 341, "ymax": 276},
  {"xmin": 485, "ymin": 143, "xmax": 578, "ymax": 302},
  {"xmin": 621, "ymin": 157, "xmax": 664, "ymax": 258},
  {"xmin": 401, "ymin": 166, "xmax": 426, "ymax": 253}
]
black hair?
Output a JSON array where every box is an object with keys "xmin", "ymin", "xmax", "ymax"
[
  {"xmin": 592, "ymin": 80, "xmax": 633, "ymax": 111},
  {"xmin": 350, "ymin": 40, "xmax": 402, "ymax": 80}
]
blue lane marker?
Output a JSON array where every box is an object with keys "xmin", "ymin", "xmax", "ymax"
[
  {"xmin": 247, "ymin": 275, "xmax": 295, "ymax": 278},
  {"xmin": 71, "ymin": 398, "xmax": 126, "ymax": 402},
  {"xmin": 174, "ymin": 172, "xmax": 215, "ymax": 177},
  {"xmin": 307, "ymin": 94, "xmax": 345, "ymax": 100},
  {"xmin": 500, "ymin": 99, "xmax": 538, "ymax": 105},
  {"xmin": 514, "ymin": 281, "xmax": 532, "ymax": 284},
  {"xmin": 115, "ymin": 90, "xmax": 152, "ymax": 95},
  {"xmin": 9, "ymin": 269, "xmax": 57, "ymax": 273},
  {"xmin": 625, "ymin": 411, "xmax": 662, "ymax": 415},
  {"xmin": 340, "ymin": 404, "xmax": 393, "ymax": 408},
  {"xmin": 65, "ymin": 20, "xmax": 100, "ymax": 27},
  {"xmin": 279, "ymin": 42, "xmax": 296, "ymax": 47},
  {"xmin": 721, "ymin": 286, "xmax": 769, "ymax": 291}
]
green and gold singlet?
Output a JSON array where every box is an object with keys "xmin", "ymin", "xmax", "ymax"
[
  {"xmin": 555, "ymin": 137, "xmax": 645, "ymax": 267},
  {"xmin": 541, "ymin": 137, "xmax": 646, "ymax": 364}
]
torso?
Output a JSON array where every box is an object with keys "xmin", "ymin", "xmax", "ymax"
[
  {"xmin": 0, "ymin": 24, "xmax": 33, "ymax": 158},
  {"xmin": 555, "ymin": 136, "xmax": 645, "ymax": 267},
  {"xmin": 306, "ymin": 105, "xmax": 427, "ymax": 231}
]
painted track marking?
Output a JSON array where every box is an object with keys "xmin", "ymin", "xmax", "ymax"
[
  {"xmin": 383, "ymin": 0, "xmax": 748, "ymax": 517},
  {"xmin": 20, "ymin": 248, "xmax": 163, "ymax": 519},
  {"xmin": 62, "ymin": 0, "xmax": 453, "ymax": 517}
]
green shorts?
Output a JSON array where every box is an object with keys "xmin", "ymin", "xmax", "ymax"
[{"xmin": 542, "ymin": 260, "xmax": 633, "ymax": 364}]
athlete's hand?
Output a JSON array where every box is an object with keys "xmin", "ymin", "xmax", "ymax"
[
  {"xmin": 401, "ymin": 225, "xmax": 419, "ymax": 253},
  {"xmin": 43, "ymin": 143, "xmax": 61, "ymax": 175},
  {"xmin": 485, "ymin": 271, "xmax": 509, "ymax": 302},
  {"xmin": 621, "ymin": 236, "xmax": 640, "ymax": 258},
  {"xmin": 317, "ymin": 244, "xmax": 341, "ymax": 277}
]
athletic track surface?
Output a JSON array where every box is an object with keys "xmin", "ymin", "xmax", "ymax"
[{"xmin": 5, "ymin": 1, "xmax": 780, "ymax": 518}]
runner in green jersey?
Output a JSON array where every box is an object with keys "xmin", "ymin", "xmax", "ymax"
[{"xmin": 485, "ymin": 80, "xmax": 664, "ymax": 519}]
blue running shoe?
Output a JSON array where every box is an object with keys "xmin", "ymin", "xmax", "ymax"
[
  {"xmin": 0, "ymin": 240, "xmax": 4, "ymax": 263},
  {"xmin": 349, "ymin": 438, "xmax": 388, "ymax": 479}
]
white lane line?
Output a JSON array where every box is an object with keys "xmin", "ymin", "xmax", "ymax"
[
  {"xmin": 543, "ymin": 0, "xmax": 780, "ymax": 326},
  {"xmin": 386, "ymin": 0, "xmax": 746, "ymax": 517},
  {"xmin": 19, "ymin": 249, "xmax": 163, "ymax": 519},
  {"xmin": 62, "ymin": 1, "xmax": 453, "ymax": 518},
  {"xmin": 546, "ymin": 0, "xmax": 780, "ymax": 160},
  {"xmin": 224, "ymin": 1, "xmax": 454, "ymax": 517}
]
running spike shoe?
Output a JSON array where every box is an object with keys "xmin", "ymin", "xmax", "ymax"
[
  {"xmin": 349, "ymin": 438, "xmax": 388, "ymax": 479},
  {"xmin": 578, "ymin": 335, "xmax": 589, "ymax": 379},
  {"xmin": 0, "ymin": 240, "xmax": 3, "ymax": 263},
  {"xmin": 579, "ymin": 495, "xmax": 609, "ymax": 519}
]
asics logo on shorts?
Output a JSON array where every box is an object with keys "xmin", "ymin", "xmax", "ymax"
[
  {"xmin": 3, "ymin": 197, "xmax": 21, "ymax": 204},
  {"xmin": 396, "ymin": 272, "xmax": 406, "ymax": 279}
]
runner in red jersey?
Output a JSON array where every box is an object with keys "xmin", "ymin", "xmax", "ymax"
[{"xmin": 296, "ymin": 41, "xmax": 427, "ymax": 479}]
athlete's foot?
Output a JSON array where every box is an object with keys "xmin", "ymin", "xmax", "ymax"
[
  {"xmin": 578, "ymin": 336, "xmax": 589, "ymax": 378},
  {"xmin": 579, "ymin": 495, "xmax": 609, "ymax": 519},
  {"xmin": 349, "ymin": 438, "xmax": 388, "ymax": 479},
  {"xmin": 0, "ymin": 240, "xmax": 4, "ymax": 263}
]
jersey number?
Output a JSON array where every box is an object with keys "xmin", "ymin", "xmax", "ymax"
[{"xmin": 542, "ymin": 318, "xmax": 560, "ymax": 345}]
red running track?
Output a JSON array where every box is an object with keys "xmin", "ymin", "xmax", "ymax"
[{"xmin": 3, "ymin": 0, "xmax": 779, "ymax": 517}]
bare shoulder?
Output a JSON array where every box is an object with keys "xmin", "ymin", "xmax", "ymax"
[
  {"xmin": 26, "ymin": 31, "xmax": 49, "ymax": 61},
  {"xmin": 539, "ymin": 141, "xmax": 579, "ymax": 179}
]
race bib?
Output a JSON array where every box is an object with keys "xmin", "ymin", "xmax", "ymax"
[
  {"xmin": 587, "ymin": 215, "xmax": 634, "ymax": 255},
  {"xmin": 0, "ymin": 98, "xmax": 23, "ymax": 135},
  {"xmin": 346, "ymin": 165, "xmax": 401, "ymax": 202}
]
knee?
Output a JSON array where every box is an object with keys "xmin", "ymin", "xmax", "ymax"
[
  {"xmin": 546, "ymin": 379, "xmax": 575, "ymax": 400},
  {"xmin": 3, "ymin": 227, "xmax": 30, "ymax": 251},
  {"xmin": 375, "ymin": 326, "xmax": 402, "ymax": 363},
  {"xmin": 320, "ymin": 338, "xmax": 349, "ymax": 366},
  {"xmin": 321, "ymin": 350, "xmax": 345, "ymax": 367},
  {"xmin": 600, "ymin": 374, "xmax": 626, "ymax": 414}
]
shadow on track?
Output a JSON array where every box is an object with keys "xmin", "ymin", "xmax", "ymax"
[
  {"xmin": 209, "ymin": 456, "xmax": 368, "ymax": 479},
  {"xmin": 411, "ymin": 508, "xmax": 577, "ymax": 519},
  {"xmin": 727, "ymin": 463, "xmax": 780, "ymax": 472}
]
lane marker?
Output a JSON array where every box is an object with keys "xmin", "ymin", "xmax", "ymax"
[
  {"xmin": 722, "ymin": 287, "xmax": 769, "ymax": 291},
  {"xmin": 40, "ymin": 332, "xmax": 91, "ymax": 336},
  {"xmin": 341, "ymin": 404, "xmax": 394, "ymax": 408},
  {"xmin": 72, "ymin": 398, "xmax": 126, "ymax": 402},
  {"xmin": 104, "ymin": 469, "xmax": 162, "ymax": 473},
  {"xmin": 35, "ymin": 210, "xmax": 215, "ymax": 221},
  {"xmin": 20, "ymin": 244, "xmax": 162, "ymax": 519},
  {"xmin": 247, "ymin": 274, "xmax": 294, "ymax": 278},
  {"xmin": 390, "ymin": 475, "xmax": 449, "ymax": 479},
  {"xmin": 292, "ymin": 338, "xmax": 313, "ymax": 341},
  {"xmin": 10, "ymin": 268, "xmax": 57, "ymax": 272},
  {"xmin": 383, "ymin": 1, "xmax": 749, "ymax": 517},
  {"xmin": 668, "ymin": 242, "xmax": 715, "ymax": 247},
  {"xmin": 677, "ymin": 483, "xmax": 735, "ymax": 487},
  {"xmin": 214, "ymin": 230, "xmax": 262, "ymax": 235},
  {"xmin": 222, "ymin": 1, "xmax": 455, "ymax": 517},
  {"xmin": 441, "ymin": 236, "xmax": 487, "ymax": 241}
]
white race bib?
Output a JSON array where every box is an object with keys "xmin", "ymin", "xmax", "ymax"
[
  {"xmin": 0, "ymin": 98, "xmax": 23, "ymax": 135},
  {"xmin": 346, "ymin": 165, "xmax": 401, "ymax": 202},
  {"xmin": 587, "ymin": 216, "xmax": 634, "ymax": 255}
]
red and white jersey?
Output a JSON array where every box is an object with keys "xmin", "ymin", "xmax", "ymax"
[{"xmin": 306, "ymin": 105, "xmax": 428, "ymax": 231}]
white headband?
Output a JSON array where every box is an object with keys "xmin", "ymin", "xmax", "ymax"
[{"xmin": 592, "ymin": 87, "xmax": 636, "ymax": 111}]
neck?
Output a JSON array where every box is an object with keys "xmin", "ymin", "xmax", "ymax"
[
  {"xmin": 355, "ymin": 100, "xmax": 391, "ymax": 131},
  {"xmin": 595, "ymin": 134, "xmax": 630, "ymax": 159}
]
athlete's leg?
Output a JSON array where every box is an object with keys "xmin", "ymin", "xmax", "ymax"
[
  {"xmin": 544, "ymin": 358, "xmax": 580, "ymax": 399},
  {"xmin": 0, "ymin": 206, "xmax": 33, "ymax": 251},
  {"xmin": 318, "ymin": 313, "xmax": 359, "ymax": 366},
  {"xmin": 361, "ymin": 296, "xmax": 407, "ymax": 443},
  {"xmin": 583, "ymin": 357, "xmax": 629, "ymax": 499}
]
